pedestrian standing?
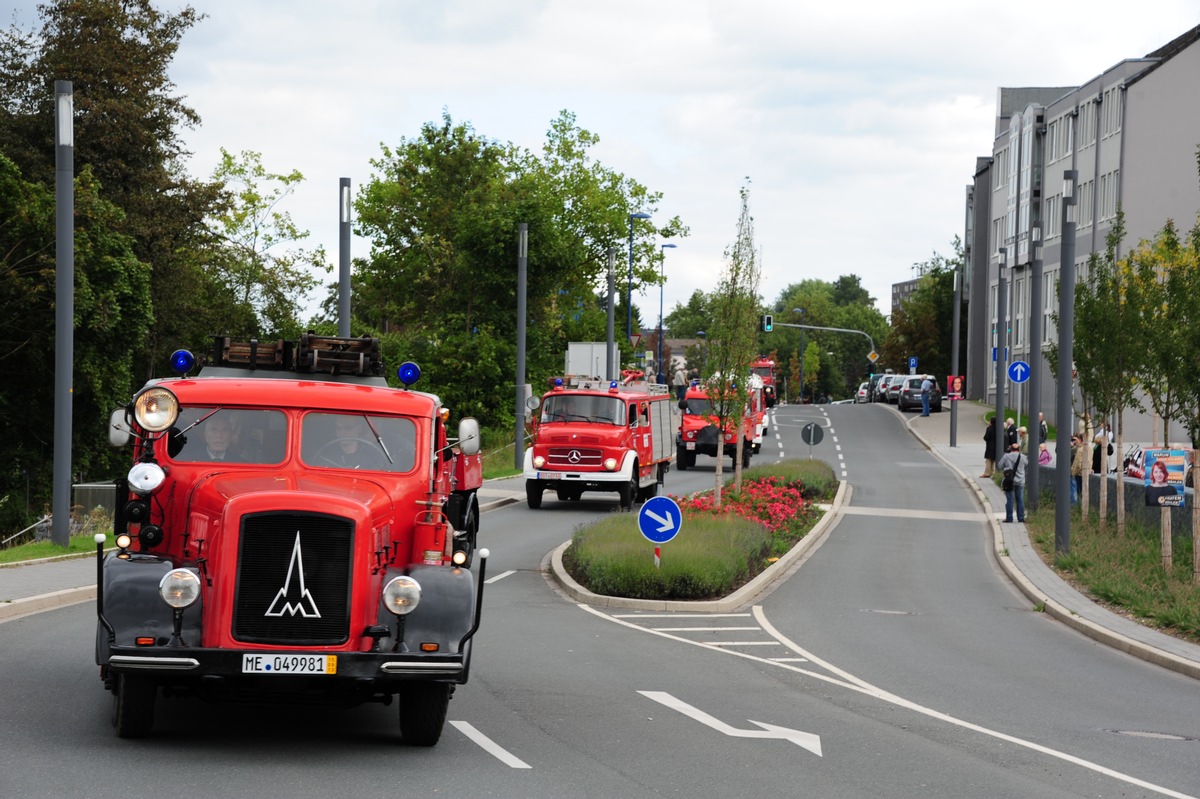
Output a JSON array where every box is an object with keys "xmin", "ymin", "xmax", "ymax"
[
  {"xmin": 919, "ymin": 375, "xmax": 933, "ymax": 416},
  {"xmin": 1070, "ymin": 434, "xmax": 1086, "ymax": 503},
  {"xmin": 1038, "ymin": 412, "xmax": 1048, "ymax": 444},
  {"xmin": 981, "ymin": 417, "xmax": 997, "ymax": 478},
  {"xmin": 1018, "ymin": 426, "xmax": 1029, "ymax": 456},
  {"xmin": 1004, "ymin": 417, "xmax": 1018, "ymax": 450},
  {"xmin": 997, "ymin": 442, "xmax": 1026, "ymax": 523},
  {"xmin": 673, "ymin": 365, "xmax": 686, "ymax": 402}
]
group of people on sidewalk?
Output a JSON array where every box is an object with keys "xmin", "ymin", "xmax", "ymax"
[{"xmin": 980, "ymin": 411, "xmax": 1116, "ymax": 521}]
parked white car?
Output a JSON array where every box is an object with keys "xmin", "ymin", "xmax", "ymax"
[{"xmin": 855, "ymin": 382, "xmax": 870, "ymax": 403}]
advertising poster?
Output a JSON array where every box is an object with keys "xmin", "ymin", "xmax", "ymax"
[
  {"xmin": 946, "ymin": 374, "xmax": 964, "ymax": 400},
  {"xmin": 1143, "ymin": 449, "xmax": 1186, "ymax": 508}
]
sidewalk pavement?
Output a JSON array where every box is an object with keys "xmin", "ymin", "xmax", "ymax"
[{"xmin": 5, "ymin": 408, "xmax": 1200, "ymax": 683}]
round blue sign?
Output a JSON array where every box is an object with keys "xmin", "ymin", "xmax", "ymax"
[
  {"xmin": 1008, "ymin": 360, "xmax": 1031, "ymax": 384},
  {"xmin": 638, "ymin": 495, "xmax": 682, "ymax": 544}
]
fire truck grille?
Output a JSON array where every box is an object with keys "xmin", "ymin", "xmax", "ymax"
[
  {"xmin": 233, "ymin": 512, "xmax": 354, "ymax": 645},
  {"xmin": 546, "ymin": 447, "xmax": 604, "ymax": 468}
]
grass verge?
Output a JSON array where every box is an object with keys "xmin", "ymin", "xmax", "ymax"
[
  {"xmin": 1025, "ymin": 498, "xmax": 1200, "ymax": 642},
  {"xmin": 563, "ymin": 459, "xmax": 837, "ymax": 600},
  {"xmin": 0, "ymin": 534, "xmax": 101, "ymax": 565}
]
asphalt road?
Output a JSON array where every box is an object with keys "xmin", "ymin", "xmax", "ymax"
[{"xmin": 3, "ymin": 403, "xmax": 1199, "ymax": 798}]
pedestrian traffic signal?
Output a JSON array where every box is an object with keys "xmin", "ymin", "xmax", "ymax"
[{"xmin": 761, "ymin": 314, "xmax": 773, "ymax": 332}]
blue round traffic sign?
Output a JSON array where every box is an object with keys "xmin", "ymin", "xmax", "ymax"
[
  {"xmin": 638, "ymin": 495, "xmax": 682, "ymax": 544},
  {"xmin": 1008, "ymin": 360, "xmax": 1031, "ymax": 384}
]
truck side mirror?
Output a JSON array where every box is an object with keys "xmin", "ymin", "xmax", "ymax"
[
  {"xmin": 457, "ymin": 417, "xmax": 481, "ymax": 456},
  {"xmin": 108, "ymin": 408, "xmax": 132, "ymax": 447}
]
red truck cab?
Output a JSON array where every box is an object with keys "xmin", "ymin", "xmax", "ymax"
[
  {"xmin": 96, "ymin": 334, "xmax": 487, "ymax": 745},
  {"xmin": 751, "ymin": 357, "xmax": 778, "ymax": 407},
  {"xmin": 675, "ymin": 379, "xmax": 757, "ymax": 470},
  {"xmin": 523, "ymin": 374, "xmax": 674, "ymax": 510}
]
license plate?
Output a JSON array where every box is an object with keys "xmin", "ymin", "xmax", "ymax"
[
  {"xmin": 685, "ymin": 442, "xmax": 696, "ymax": 450},
  {"xmin": 538, "ymin": 472, "xmax": 563, "ymax": 480},
  {"xmin": 242, "ymin": 654, "xmax": 337, "ymax": 675}
]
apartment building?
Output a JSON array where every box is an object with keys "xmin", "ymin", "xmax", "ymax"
[{"xmin": 965, "ymin": 25, "xmax": 1200, "ymax": 443}]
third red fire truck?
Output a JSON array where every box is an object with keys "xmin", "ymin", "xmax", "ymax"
[{"xmin": 750, "ymin": 357, "xmax": 778, "ymax": 407}]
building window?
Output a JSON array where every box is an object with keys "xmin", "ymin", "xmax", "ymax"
[
  {"xmin": 1102, "ymin": 87, "xmax": 1123, "ymax": 137},
  {"xmin": 1078, "ymin": 179, "xmax": 1094, "ymax": 228},
  {"xmin": 1099, "ymin": 170, "xmax": 1120, "ymax": 220},
  {"xmin": 1043, "ymin": 270, "xmax": 1057, "ymax": 344},
  {"xmin": 992, "ymin": 218, "xmax": 1005, "ymax": 255},
  {"xmin": 1045, "ymin": 195, "xmax": 1061, "ymax": 238},
  {"xmin": 1079, "ymin": 101, "xmax": 1097, "ymax": 147}
]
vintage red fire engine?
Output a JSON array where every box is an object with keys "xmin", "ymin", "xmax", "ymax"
[
  {"xmin": 523, "ymin": 372, "xmax": 674, "ymax": 510},
  {"xmin": 675, "ymin": 377, "xmax": 758, "ymax": 470},
  {"xmin": 96, "ymin": 334, "xmax": 487, "ymax": 744},
  {"xmin": 750, "ymin": 356, "xmax": 778, "ymax": 407}
]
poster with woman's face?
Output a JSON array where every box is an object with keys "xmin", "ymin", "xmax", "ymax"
[
  {"xmin": 946, "ymin": 374, "xmax": 964, "ymax": 400},
  {"xmin": 1143, "ymin": 449, "xmax": 1186, "ymax": 507}
]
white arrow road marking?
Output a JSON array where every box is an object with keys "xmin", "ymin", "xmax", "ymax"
[
  {"xmin": 644, "ymin": 508, "xmax": 675, "ymax": 533},
  {"xmin": 639, "ymin": 691, "xmax": 823, "ymax": 757}
]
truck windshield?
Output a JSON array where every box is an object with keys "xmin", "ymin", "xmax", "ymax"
[
  {"xmin": 541, "ymin": 394, "xmax": 624, "ymax": 425},
  {"xmin": 683, "ymin": 397, "xmax": 714, "ymax": 415},
  {"xmin": 300, "ymin": 413, "xmax": 417, "ymax": 472},
  {"xmin": 168, "ymin": 408, "xmax": 288, "ymax": 465}
]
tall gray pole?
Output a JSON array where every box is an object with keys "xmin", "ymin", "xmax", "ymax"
[
  {"xmin": 798, "ymin": 308, "xmax": 806, "ymax": 405},
  {"xmin": 514, "ymin": 224, "xmax": 528, "ymax": 469},
  {"xmin": 995, "ymin": 247, "xmax": 1008, "ymax": 445},
  {"xmin": 949, "ymin": 262, "xmax": 963, "ymax": 447},
  {"xmin": 1055, "ymin": 171, "xmax": 1078, "ymax": 555},
  {"xmin": 606, "ymin": 248, "xmax": 616, "ymax": 381},
  {"xmin": 1027, "ymin": 226, "xmax": 1044, "ymax": 510},
  {"xmin": 52, "ymin": 81, "xmax": 74, "ymax": 548},
  {"xmin": 338, "ymin": 178, "xmax": 351, "ymax": 338}
]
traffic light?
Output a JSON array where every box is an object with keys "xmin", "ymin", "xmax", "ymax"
[{"xmin": 761, "ymin": 314, "xmax": 773, "ymax": 332}]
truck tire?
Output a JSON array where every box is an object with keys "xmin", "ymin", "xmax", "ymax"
[
  {"xmin": 618, "ymin": 465, "xmax": 637, "ymax": 510},
  {"xmin": 526, "ymin": 480, "xmax": 543, "ymax": 509},
  {"xmin": 676, "ymin": 444, "xmax": 689, "ymax": 471},
  {"xmin": 452, "ymin": 503, "xmax": 478, "ymax": 567},
  {"xmin": 399, "ymin": 682, "xmax": 451, "ymax": 746},
  {"xmin": 742, "ymin": 444, "xmax": 752, "ymax": 469},
  {"xmin": 112, "ymin": 674, "xmax": 155, "ymax": 739}
]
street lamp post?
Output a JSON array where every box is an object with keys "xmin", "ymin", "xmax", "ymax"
[
  {"xmin": 658, "ymin": 243, "xmax": 676, "ymax": 383},
  {"xmin": 696, "ymin": 330, "xmax": 707, "ymax": 375},
  {"xmin": 628, "ymin": 212, "xmax": 652, "ymax": 344},
  {"xmin": 995, "ymin": 246, "xmax": 1008, "ymax": 446},
  {"xmin": 793, "ymin": 307, "xmax": 805, "ymax": 405}
]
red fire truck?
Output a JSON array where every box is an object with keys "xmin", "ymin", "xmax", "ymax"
[
  {"xmin": 750, "ymin": 357, "xmax": 778, "ymax": 407},
  {"xmin": 524, "ymin": 373, "xmax": 674, "ymax": 510},
  {"xmin": 96, "ymin": 334, "xmax": 487, "ymax": 745},
  {"xmin": 675, "ymin": 378, "xmax": 758, "ymax": 470}
]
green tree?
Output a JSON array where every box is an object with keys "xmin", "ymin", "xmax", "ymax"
[
  {"xmin": 353, "ymin": 110, "xmax": 685, "ymax": 428},
  {"xmin": 208, "ymin": 148, "xmax": 325, "ymax": 337},
  {"xmin": 704, "ymin": 186, "xmax": 761, "ymax": 500},
  {"xmin": 0, "ymin": 154, "xmax": 150, "ymax": 531},
  {"xmin": 0, "ymin": 0, "xmax": 223, "ymax": 377}
]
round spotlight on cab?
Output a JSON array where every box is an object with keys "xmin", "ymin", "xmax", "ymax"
[
  {"xmin": 127, "ymin": 462, "xmax": 166, "ymax": 495},
  {"xmin": 115, "ymin": 533, "xmax": 133, "ymax": 549},
  {"xmin": 132, "ymin": 386, "xmax": 180, "ymax": 432},
  {"xmin": 382, "ymin": 575, "xmax": 421, "ymax": 615},
  {"xmin": 159, "ymin": 569, "xmax": 201, "ymax": 609},
  {"xmin": 451, "ymin": 550, "xmax": 468, "ymax": 566}
]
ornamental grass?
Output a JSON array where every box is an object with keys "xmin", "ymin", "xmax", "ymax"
[{"xmin": 564, "ymin": 459, "xmax": 836, "ymax": 600}]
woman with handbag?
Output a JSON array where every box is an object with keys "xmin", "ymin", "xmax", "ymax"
[{"xmin": 996, "ymin": 442, "xmax": 1026, "ymax": 523}]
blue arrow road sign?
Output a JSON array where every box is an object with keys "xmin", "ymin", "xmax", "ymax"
[
  {"xmin": 639, "ymin": 495, "xmax": 682, "ymax": 544},
  {"xmin": 1008, "ymin": 360, "xmax": 1030, "ymax": 383}
]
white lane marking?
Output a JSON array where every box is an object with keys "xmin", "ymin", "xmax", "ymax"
[
  {"xmin": 704, "ymin": 641, "xmax": 782, "ymax": 647},
  {"xmin": 613, "ymin": 613, "xmax": 751, "ymax": 619},
  {"xmin": 581, "ymin": 603, "xmax": 1198, "ymax": 799},
  {"xmin": 450, "ymin": 721, "xmax": 532, "ymax": 768},
  {"xmin": 640, "ymin": 691, "xmax": 822, "ymax": 756},
  {"xmin": 485, "ymin": 570, "xmax": 516, "ymax": 584},
  {"xmin": 653, "ymin": 626, "xmax": 761, "ymax": 632}
]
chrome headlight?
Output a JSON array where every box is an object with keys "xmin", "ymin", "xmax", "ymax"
[
  {"xmin": 132, "ymin": 386, "xmax": 180, "ymax": 432},
  {"xmin": 604, "ymin": 458, "xmax": 618, "ymax": 471},
  {"xmin": 127, "ymin": 461, "xmax": 166, "ymax": 495},
  {"xmin": 159, "ymin": 569, "xmax": 201, "ymax": 609},
  {"xmin": 382, "ymin": 576, "xmax": 421, "ymax": 616}
]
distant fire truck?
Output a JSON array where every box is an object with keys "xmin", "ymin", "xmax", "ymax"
[
  {"xmin": 524, "ymin": 372, "xmax": 674, "ymax": 510},
  {"xmin": 96, "ymin": 334, "xmax": 487, "ymax": 745},
  {"xmin": 675, "ymin": 378, "xmax": 758, "ymax": 470},
  {"xmin": 750, "ymin": 357, "xmax": 778, "ymax": 407}
]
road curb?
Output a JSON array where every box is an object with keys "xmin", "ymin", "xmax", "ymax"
[
  {"xmin": 547, "ymin": 479, "xmax": 850, "ymax": 612},
  {"xmin": 0, "ymin": 585, "xmax": 95, "ymax": 623},
  {"xmin": 908, "ymin": 417, "xmax": 1200, "ymax": 682}
]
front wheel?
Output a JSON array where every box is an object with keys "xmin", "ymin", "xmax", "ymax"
[
  {"xmin": 676, "ymin": 444, "xmax": 689, "ymax": 471},
  {"xmin": 399, "ymin": 682, "xmax": 451, "ymax": 746},
  {"xmin": 112, "ymin": 674, "xmax": 156, "ymax": 739},
  {"xmin": 525, "ymin": 480, "xmax": 543, "ymax": 509},
  {"xmin": 618, "ymin": 465, "xmax": 638, "ymax": 510}
]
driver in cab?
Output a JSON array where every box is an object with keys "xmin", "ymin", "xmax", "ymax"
[{"xmin": 328, "ymin": 415, "xmax": 379, "ymax": 469}]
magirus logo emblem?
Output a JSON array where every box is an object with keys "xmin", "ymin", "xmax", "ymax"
[{"xmin": 265, "ymin": 532, "xmax": 321, "ymax": 618}]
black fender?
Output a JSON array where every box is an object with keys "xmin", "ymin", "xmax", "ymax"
[
  {"xmin": 96, "ymin": 554, "xmax": 203, "ymax": 664},
  {"xmin": 375, "ymin": 564, "xmax": 477, "ymax": 656}
]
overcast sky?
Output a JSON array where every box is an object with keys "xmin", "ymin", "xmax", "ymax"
[{"xmin": 10, "ymin": 1, "xmax": 1200, "ymax": 330}]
